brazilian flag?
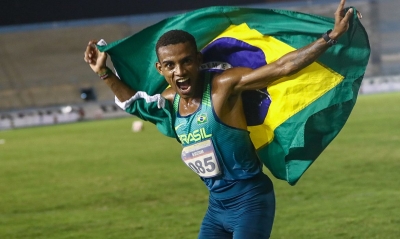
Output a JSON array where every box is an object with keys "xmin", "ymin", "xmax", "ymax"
[{"xmin": 98, "ymin": 6, "xmax": 370, "ymax": 185}]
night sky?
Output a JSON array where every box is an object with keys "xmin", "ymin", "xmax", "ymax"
[{"xmin": 1, "ymin": 0, "xmax": 290, "ymax": 26}]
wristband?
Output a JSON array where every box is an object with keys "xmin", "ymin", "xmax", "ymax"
[
  {"xmin": 97, "ymin": 67, "xmax": 112, "ymax": 80},
  {"xmin": 322, "ymin": 29, "xmax": 338, "ymax": 47}
]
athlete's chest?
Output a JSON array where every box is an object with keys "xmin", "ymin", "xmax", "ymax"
[
  {"xmin": 176, "ymin": 109, "xmax": 221, "ymax": 178},
  {"xmin": 175, "ymin": 108, "xmax": 213, "ymax": 145}
]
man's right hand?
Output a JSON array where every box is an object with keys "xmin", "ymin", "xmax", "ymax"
[{"xmin": 83, "ymin": 40, "xmax": 108, "ymax": 74}]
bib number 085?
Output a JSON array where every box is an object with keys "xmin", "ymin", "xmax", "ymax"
[
  {"xmin": 181, "ymin": 140, "xmax": 221, "ymax": 178},
  {"xmin": 187, "ymin": 156, "xmax": 215, "ymax": 174}
]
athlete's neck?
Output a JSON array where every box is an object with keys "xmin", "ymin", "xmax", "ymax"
[{"xmin": 179, "ymin": 80, "xmax": 204, "ymax": 116}]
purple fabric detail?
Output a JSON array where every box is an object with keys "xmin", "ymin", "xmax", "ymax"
[
  {"xmin": 242, "ymin": 89, "xmax": 271, "ymax": 126},
  {"xmin": 201, "ymin": 37, "xmax": 267, "ymax": 70},
  {"xmin": 201, "ymin": 37, "xmax": 271, "ymax": 126}
]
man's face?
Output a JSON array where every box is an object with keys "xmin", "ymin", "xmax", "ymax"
[{"xmin": 156, "ymin": 42, "xmax": 202, "ymax": 99}]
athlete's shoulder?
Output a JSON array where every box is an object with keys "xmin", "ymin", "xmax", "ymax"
[
  {"xmin": 211, "ymin": 67, "xmax": 253, "ymax": 92},
  {"xmin": 212, "ymin": 67, "xmax": 252, "ymax": 82},
  {"xmin": 161, "ymin": 87, "xmax": 176, "ymax": 103}
]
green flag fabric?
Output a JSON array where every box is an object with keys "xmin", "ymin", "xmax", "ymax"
[{"xmin": 98, "ymin": 6, "xmax": 370, "ymax": 185}]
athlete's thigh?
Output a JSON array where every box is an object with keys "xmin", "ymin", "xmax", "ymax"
[
  {"xmin": 198, "ymin": 216, "xmax": 232, "ymax": 239},
  {"xmin": 198, "ymin": 196, "xmax": 232, "ymax": 239},
  {"xmin": 233, "ymin": 190, "xmax": 275, "ymax": 239}
]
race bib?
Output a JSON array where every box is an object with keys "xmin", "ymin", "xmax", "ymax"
[{"xmin": 181, "ymin": 139, "xmax": 221, "ymax": 178}]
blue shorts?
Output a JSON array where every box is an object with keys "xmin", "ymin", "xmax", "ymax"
[{"xmin": 198, "ymin": 178, "xmax": 275, "ymax": 239}]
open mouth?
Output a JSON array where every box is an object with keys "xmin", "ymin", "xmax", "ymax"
[{"xmin": 176, "ymin": 78, "xmax": 191, "ymax": 93}]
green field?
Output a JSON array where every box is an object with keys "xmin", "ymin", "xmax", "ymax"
[{"xmin": 1, "ymin": 92, "xmax": 399, "ymax": 239}]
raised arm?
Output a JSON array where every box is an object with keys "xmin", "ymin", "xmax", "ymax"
[
  {"xmin": 230, "ymin": 0, "xmax": 355, "ymax": 92},
  {"xmin": 83, "ymin": 40, "xmax": 137, "ymax": 102}
]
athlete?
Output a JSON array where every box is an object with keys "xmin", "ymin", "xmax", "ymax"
[{"xmin": 84, "ymin": 0, "xmax": 356, "ymax": 238}]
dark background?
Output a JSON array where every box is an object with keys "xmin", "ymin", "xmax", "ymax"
[{"xmin": 1, "ymin": 0, "xmax": 293, "ymax": 26}]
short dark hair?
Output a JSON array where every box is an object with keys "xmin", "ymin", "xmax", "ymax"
[{"xmin": 155, "ymin": 30, "xmax": 197, "ymax": 58}]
